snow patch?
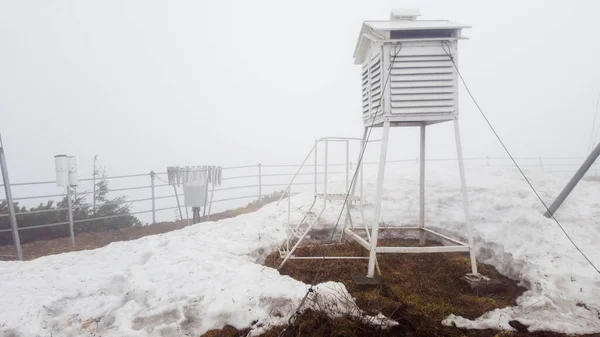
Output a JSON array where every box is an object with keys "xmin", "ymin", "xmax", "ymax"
[{"xmin": 1, "ymin": 163, "xmax": 600, "ymax": 335}]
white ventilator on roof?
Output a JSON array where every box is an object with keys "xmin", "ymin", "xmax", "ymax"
[{"xmin": 278, "ymin": 9, "xmax": 481, "ymax": 282}]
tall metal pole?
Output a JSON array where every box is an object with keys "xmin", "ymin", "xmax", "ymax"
[
  {"xmin": 258, "ymin": 163, "xmax": 262, "ymax": 201},
  {"xmin": 66, "ymin": 186, "xmax": 75, "ymax": 246},
  {"xmin": 545, "ymin": 140, "xmax": 600, "ymax": 217},
  {"xmin": 367, "ymin": 121, "xmax": 390, "ymax": 278},
  {"xmin": 0, "ymin": 137, "xmax": 23, "ymax": 260},
  {"xmin": 150, "ymin": 171, "xmax": 156, "ymax": 224},
  {"xmin": 454, "ymin": 119, "xmax": 478, "ymax": 275},
  {"xmin": 419, "ymin": 124, "xmax": 426, "ymax": 246}
]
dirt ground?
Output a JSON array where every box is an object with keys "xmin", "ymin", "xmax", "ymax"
[
  {"xmin": 0, "ymin": 204, "xmax": 262, "ymax": 260},
  {"xmin": 237, "ymin": 239, "xmax": 598, "ymax": 337}
]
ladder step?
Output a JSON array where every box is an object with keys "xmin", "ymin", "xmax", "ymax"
[
  {"xmin": 288, "ymin": 227, "xmax": 305, "ymax": 239},
  {"xmin": 302, "ymin": 210, "xmax": 317, "ymax": 220},
  {"xmin": 317, "ymin": 193, "xmax": 360, "ymax": 201}
]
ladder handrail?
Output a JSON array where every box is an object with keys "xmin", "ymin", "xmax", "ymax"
[
  {"xmin": 276, "ymin": 137, "xmax": 361, "ymax": 206},
  {"xmin": 276, "ymin": 142, "xmax": 317, "ymax": 205}
]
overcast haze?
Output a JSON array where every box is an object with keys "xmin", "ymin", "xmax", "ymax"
[{"xmin": 1, "ymin": 0, "xmax": 600, "ymax": 182}]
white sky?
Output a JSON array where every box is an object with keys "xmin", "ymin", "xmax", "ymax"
[{"xmin": 1, "ymin": 0, "xmax": 600, "ymax": 182}]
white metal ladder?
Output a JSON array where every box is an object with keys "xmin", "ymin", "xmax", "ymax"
[{"xmin": 276, "ymin": 137, "xmax": 367, "ymax": 269}]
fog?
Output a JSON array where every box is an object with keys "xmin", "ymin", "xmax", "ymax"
[{"xmin": 1, "ymin": 0, "xmax": 599, "ymax": 181}]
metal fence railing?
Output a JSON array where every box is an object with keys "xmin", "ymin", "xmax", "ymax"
[{"xmin": 1, "ymin": 156, "xmax": 597, "ymax": 260}]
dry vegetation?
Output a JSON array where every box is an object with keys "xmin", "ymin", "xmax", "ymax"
[{"xmin": 206, "ymin": 239, "xmax": 599, "ymax": 337}]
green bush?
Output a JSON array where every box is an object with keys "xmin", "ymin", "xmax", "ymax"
[{"xmin": 0, "ymin": 172, "xmax": 140, "ymax": 245}]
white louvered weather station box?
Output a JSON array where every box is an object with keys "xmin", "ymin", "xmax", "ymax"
[
  {"xmin": 354, "ymin": 9, "xmax": 469, "ymax": 126},
  {"xmin": 348, "ymin": 10, "xmax": 480, "ymax": 281},
  {"xmin": 276, "ymin": 9, "xmax": 482, "ymax": 283}
]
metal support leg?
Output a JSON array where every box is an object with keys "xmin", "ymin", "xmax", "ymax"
[
  {"xmin": 419, "ymin": 124, "xmax": 426, "ymax": 246},
  {"xmin": 454, "ymin": 119, "xmax": 478, "ymax": 275},
  {"xmin": 324, "ymin": 138, "xmax": 328, "ymax": 209},
  {"xmin": 66, "ymin": 186, "xmax": 75, "ymax": 246},
  {"xmin": 367, "ymin": 121, "xmax": 390, "ymax": 278},
  {"xmin": 150, "ymin": 171, "xmax": 156, "ymax": 224}
]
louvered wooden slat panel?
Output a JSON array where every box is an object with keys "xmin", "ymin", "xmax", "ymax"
[
  {"xmin": 391, "ymin": 93, "xmax": 454, "ymax": 101},
  {"xmin": 391, "ymin": 87, "xmax": 454, "ymax": 94},
  {"xmin": 391, "ymin": 74, "xmax": 455, "ymax": 82},
  {"xmin": 391, "ymin": 68, "xmax": 453, "ymax": 75},
  {"xmin": 394, "ymin": 55, "xmax": 451, "ymax": 62},
  {"xmin": 391, "ymin": 106, "xmax": 455, "ymax": 114},
  {"xmin": 391, "ymin": 60, "xmax": 453, "ymax": 68},
  {"xmin": 390, "ymin": 45, "xmax": 449, "ymax": 57},
  {"xmin": 391, "ymin": 100, "xmax": 454, "ymax": 108},
  {"xmin": 391, "ymin": 81, "xmax": 453, "ymax": 88},
  {"xmin": 370, "ymin": 68, "xmax": 381, "ymax": 79}
]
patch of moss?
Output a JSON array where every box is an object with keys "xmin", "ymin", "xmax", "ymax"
[{"xmin": 402, "ymin": 294, "xmax": 455, "ymax": 319}]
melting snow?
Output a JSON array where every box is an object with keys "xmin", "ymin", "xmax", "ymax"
[{"xmin": 1, "ymin": 163, "xmax": 599, "ymax": 336}]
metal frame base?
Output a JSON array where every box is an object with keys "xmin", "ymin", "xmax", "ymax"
[{"xmin": 345, "ymin": 227, "xmax": 470, "ymax": 254}]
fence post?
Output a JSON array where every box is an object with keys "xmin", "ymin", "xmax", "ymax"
[
  {"xmin": 314, "ymin": 140, "xmax": 318, "ymax": 196},
  {"xmin": 150, "ymin": 171, "xmax": 156, "ymax": 224},
  {"xmin": 258, "ymin": 163, "xmax": 262, "ymax": 201},
  {"xmin": 207, "ymin": 182, "xmax": 215, "ymax": 221},
  {"xmin": 92, "ymin": 155, "xmax": 97, "ymax": 213},
  {"xmin": 66, "ymin": 186, "xmax": 75, "ymax": 246},
  {"xmin": 0, "ymin": 139, "xmax": 23, "ymax": 260},
  {"xmin": 539, "ymin": 157, "xmax": 544, "ymax": 172},
  {"xmin": 288, "ymin": 185, "xmax": 291, "ymax": 226}
]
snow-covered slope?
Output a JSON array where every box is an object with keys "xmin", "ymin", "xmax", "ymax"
[{"xmin": 1, "ymin": 163, "xmax": 599, "ymax": 336}]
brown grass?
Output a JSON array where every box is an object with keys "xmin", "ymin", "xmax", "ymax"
[{"xmin": 252, "ymin": 240, "xmax": 599, "ymax": 337}]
